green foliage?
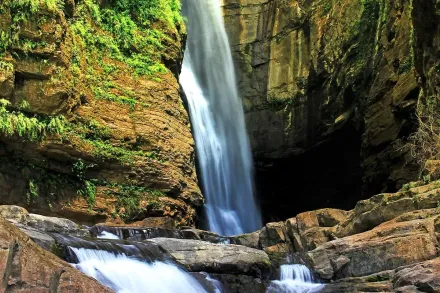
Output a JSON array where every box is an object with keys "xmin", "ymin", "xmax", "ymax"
[
  {"xmin": 70, "ymin": 0, "xmax": 183, "ymax": 79},
  {"xmin": 72, "ymin": 159, "xmax": 97, "ymax": 206},
  {"xmin": 26, "ymin": 179, "xmax": 39, "ymax": 204},
  {"xmin": 77, "ymin": 180, "xmax": 96, "ymax": 207},
  {"xmin": 103, "ymin": 182, "xmax": 165, "ymax": 220},
  {"xmin": 9, "ymin": 0, "xmax": 63, "ymax": 14},
  {"xmin": 87, "ymin": 140, "xmax": 161, "ymax": 164},
  {"xmin": 398, "ymin": 57, "xmax": 413, "ymax": 74},
  {"xmin": 323, "ymin": 0, "xmax": 332, "ymax": 15},
  {"xmin": 0, "ymin": 99, "xmax": 67, "ymax": 141}
]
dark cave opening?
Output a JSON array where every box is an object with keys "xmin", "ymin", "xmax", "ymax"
[{"xmin": 255, "ymin": 124, "xmax": 364, "ymax": 223}]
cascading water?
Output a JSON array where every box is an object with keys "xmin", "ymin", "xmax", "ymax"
[
  {"xmin": 267, "ymin": 264, "xmax": 324, "ymax": 293},
  {"xmin": 180, "ymin": 0, "xmax": 262, "ymax": 236},
  {"xmin": 72, "ymin": 248, "xmax": 209, "ymax": 293},
  {"xmin": 64, "ymin": 232, "xmax": 221, "ymax": 293}
]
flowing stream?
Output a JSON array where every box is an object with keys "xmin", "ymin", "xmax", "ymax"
[
  {"xmin": 267, "ymin": 264, "xmax": 324, "ymax": 293},
  {"xmin": 72, "ymin": 248, "xmax": 208, "ymax": 293},
  {"xmin": 180, "ymin": 0, "xmax": 262, "ymax": 236}
]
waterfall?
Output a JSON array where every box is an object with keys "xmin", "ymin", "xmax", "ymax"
[
  {"xmin": 267, "ymin": 264, "xmax": 324, "ymax": 293},
  {"xmin": 66, "ymin": 232, "xmax": 220, "ymax": 293},
  {"xmin": 72, "ymin": 248, "xmax": 209, "ymax": 293},
  {"xmin": 180, "ymin": 0, "xmax": 262, "ymax": 236}
]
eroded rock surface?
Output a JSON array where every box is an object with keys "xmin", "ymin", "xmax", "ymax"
[
  {"xmin": 148, "ymin": 238, "xmax": 272, "ymax": 278},
  {"xmin": 0, "ymin": 216, "xmax": 113, "ymax": 292},
  {"xmin": 0, "ymin": 0, "xmax": 201, "ymax": 227},
  {"xmin": 222, "ymin": 0, "xmax": 436, "ymax": 220}
]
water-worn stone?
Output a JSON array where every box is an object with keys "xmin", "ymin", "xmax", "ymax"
[
  {"xmin": 229, "ymin": 231, "xmax": 261, "ymax": 249},
  {"xmin": 0, "ymin": 217, "xmax": 113, "ymax": 292},
  {"xmin": 309, "ymin": 218, "xmax": 438, "ymax": 280},
  {"xmin": 28, "ymin": 213, "xmax": 89, "ymax": 236},
  {"xmin": 209, "ymin": 274, "xmax": 266, "ymax": 293},
  {"xmin": 393, "ymin": 258, "xmax": 440, "ymax": 292},
  {"xmin": 0, "ymin": 205, "xmax": 29, "ymax": 224},
  {"xmin": 148, "ymin": 238, "xmax": 271, "ymax": 278}
]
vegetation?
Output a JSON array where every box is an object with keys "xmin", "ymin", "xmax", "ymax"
[
  {"xmin": 0, "ymin": 99, "xmax": 67, "ymax": 141},
  {"xmin": 0, "ymin": 0, "xmax": 179, "ymax": 218},
  {"xmin": 103, "ymin": 182, "xmax": 165, "ymax": 220},
  {"xmin": 408, "ymin": 91, "xmax": 440, "ymax": 175}
]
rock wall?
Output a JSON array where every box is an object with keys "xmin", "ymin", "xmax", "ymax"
[
  {"xmin": 222, "ymin": 0, "xmax": 431, "ymax": 217},
  {"xmin": 0, "ymin": 1, "xmax": 202, "ymax": 226}
]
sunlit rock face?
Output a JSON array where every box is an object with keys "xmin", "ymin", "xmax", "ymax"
[
  {"xmin": 222, "ymin": 0, "xmax": 429, "ymax": 218},
  {"xmin": 0, "ymin": 1, "xmax": 202, "ymax": 227}
]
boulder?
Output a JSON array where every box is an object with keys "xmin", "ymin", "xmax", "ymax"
[
  {"xmin": 229, "ymin": 231, "xmax": 261, "ymax": 249},
  {"xmin": 16, "ymin": 224, "xmax": 55, "ymax": 251},
  {"xmin": 259, "ymin": 222, "xmax": 290, "ymax": 248},
  {"xmin": 309, "ymin": 217, "xmax": 438, "ymax": 280},
  {"xmin": 208, "ymin": 274, "xmax": 266, "ymax": 293},
  {"xmin": 0, "ymin": 217, "xmax": 113, "ymax": 292},
  {"xmin": 148, "ymin": 238, "xmax": 271, "ymax": 278},
  {"xmin": 0, "ymin": 205, "xmax": 29, "ymax": 224},
  {"xmin": 393, "ymin": 258, "xmax": 440, "ymax": 292},
  {"xmin": 27, "ymin": 213, "xmax": 89, "ymax": 237}
]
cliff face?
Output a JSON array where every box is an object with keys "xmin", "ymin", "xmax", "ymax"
[
  {"xmin": 222, "ymin": 0, "xmax": 437, "ymax": 218},
  {"xmin": 0, "ymin": 1, "xmax": 202, "ymax": 226}
]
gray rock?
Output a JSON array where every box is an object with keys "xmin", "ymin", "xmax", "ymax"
[
  {"xmin": 17, "ymin": 224, "xmax": 55, "ymax": 251},
  {"xmin": 148, "ymin": 238, "xmax": 271, "ymax": 278},
  {"xmin": 229, "ymin": 231, "xmax": 261, "ymax": 249},
  {"xmin": 27, "ymin": 213, "xmax": 88, "ymax": 237},
  {"xmin": 208, "ymin": 274, "xmax": 266, "ymax": 293},
  {"xmin": 0, "ymin": 205, "xmax": 29, "ymax": 224}
]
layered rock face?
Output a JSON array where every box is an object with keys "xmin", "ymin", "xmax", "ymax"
[
  {"xmin": 0, "ymin": 1, "xmax": 202, "ymax": 226},
  {"xmin": 222, "ymin": 0, "xmax": 433, "ymax": 218},
  {"xmin": 3, "ymin": 176, "xmax": 440, "ymax": 292},
  {"xmin": 0, "ymin": 216, "xmax": 112, "ymax": 292},
  {"xmin": 230, "ymin": 178, "xmax": 440, "ymax": 292}
]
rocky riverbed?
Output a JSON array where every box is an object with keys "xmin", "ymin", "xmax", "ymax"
[{"xmin": 2, "ymin": 177, "xmax": 440, "ymax": 292}]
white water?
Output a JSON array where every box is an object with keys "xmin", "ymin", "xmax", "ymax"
[
  {"xmin": 180, "ymin": 0, "xmax": 262, "ymax": 236},
  {"xmin": 71, "ymin": 248, "xmax": 209, "ymax": 293},
  {"xmin": 97, "ymin": 231, "xmax": 120, "ymax": 240},
  {"xmin": 267, "ymin": 265, "xmax": 324, "ymax": 293}
]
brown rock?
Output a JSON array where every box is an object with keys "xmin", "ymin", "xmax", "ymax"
[
  {"xmin": 259, "ymin": 222, "xmax": 289, "ymax": 248},
  {"xmin": 223, "ymin": 0, "xmax": 420, "ymax": 197},
  {"xmin": 0, "ymin": 2, "xmax": 202, "ymax": 227},
  {"xmin": 393, "ymin": 258, "xmax": 440, "ymax": 292},
  {"xmin": 0, "ymin": 217, "xmax": 113, "ymax": 292},
  {"xmin": 296, "ymin": 212, "xmax": 319, "ymax": 234},
  {"xmin": 285, "ymin": 217, "xmax": 304, "ymax": 252},
  {"xmin": 315, "ymin": 209, "xmax": 350, "ymax": 227},
  {"xmin": 309, "ymin": 218, "xmax": 438, "ymax": 280},
  {"xmin": 229, "ymin": 231, "xmax": 261, "ymax": 249}
]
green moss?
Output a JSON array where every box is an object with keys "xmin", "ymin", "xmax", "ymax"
[
  {"xmin": 10, "ymin": 0, "xmax": 63, "ymax": 14},
  {"xmin": 103, "ymin": 182, "xmax": 165, "ymax": 221},
  {"xmin": 26, "ymin": 179, "xmax": 39, "ymax": 204},
  {"xmin": 0, "ymin": 99, "xmax": 67, "ymax": 141}
]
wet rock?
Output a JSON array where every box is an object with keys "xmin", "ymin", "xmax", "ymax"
[
  {"xmin": 148, "ymin": 238, "xmax": 271, "ymax": 278},
  {"xmin": 16, "ymin": 224, "xmax": 55, "ymax": 251},
  {"xmin": 209, "ymin": 274, "xmax": 266, "ymax": 293}
]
